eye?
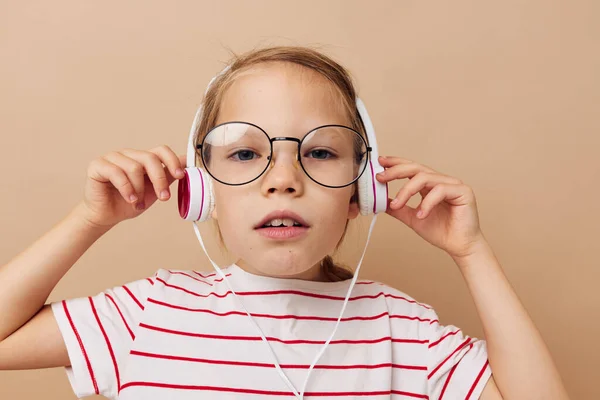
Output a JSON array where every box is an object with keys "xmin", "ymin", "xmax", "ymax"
[
  {"xmin": 230, "ymin": 149, "xmax": 259, "ymax": 161},
  {"xmin": 306, "ymin": 149, "xmax": 334, "ymax": 160}
]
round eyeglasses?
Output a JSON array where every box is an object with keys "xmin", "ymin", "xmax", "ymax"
[{"xmin": 196, "ymin": 122, "xmax": 371, "ymax": 188}]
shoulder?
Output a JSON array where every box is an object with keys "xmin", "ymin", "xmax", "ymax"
[
  {"xmin": 149, "ymin": 268, "xmax": 231, "ymax": 296},
  {"xmin": 353, "ymin": 278, "xmax": 436, "ymax": 316}
]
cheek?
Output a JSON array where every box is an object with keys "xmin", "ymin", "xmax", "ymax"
[
  {"xmin": 213, "ymin": 189, "xmax": 246, "ymax": 236},
  {"xmin": 316, "ymin": 188, "xmax": 355, "ymax": 223}
]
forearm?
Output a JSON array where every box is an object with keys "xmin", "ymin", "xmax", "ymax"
[
  {"xmin": 452, "ymin": 238, "xmax": 569, "ymax": 400},
  {"xmin": 0, "ymin": 201, "xmax": 112, "ymax": 341}
]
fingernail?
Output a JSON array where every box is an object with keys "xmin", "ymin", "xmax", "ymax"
[
  {"xmin": 176, "ymin": 168, "xmax": 184, "ymax": 177},
  {"xmin": 391, "ymin": 199, "xmax": 399, "ymax": 206},
  {"xmin": 136, "ymin": 202, "xmax": 145, "ymax": 210},
  {"xmin": 129, "ymin": 194, "xmax": 138, "ymax": 203},
  {"xmin": 417, "ymin": 210, "xmax": 424, "ymax": 218}
]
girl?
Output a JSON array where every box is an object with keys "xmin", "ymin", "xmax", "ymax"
[{"xmin": 0, "ymin": 46, "xmax": 568, "ymax": 399}]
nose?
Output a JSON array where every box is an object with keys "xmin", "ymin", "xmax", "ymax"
[{"xmin": 260, "ymin": 141, "xmax": 304, "ymax": 196}]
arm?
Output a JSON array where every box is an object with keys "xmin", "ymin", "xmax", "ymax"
[
  {"xmin": 375, "ymin": 155, "xmax": 570, "ymax": 399},
  {"xmin": 0, "ymin": 202, "xmax": 112, "ymax": 369},
  {"xmin": 452, "ymin": 238, "xmax": 570, "ymax": 400},
  {"xmin": 0, "ymin": 146, "xmax": 184, "ymax": 372}
]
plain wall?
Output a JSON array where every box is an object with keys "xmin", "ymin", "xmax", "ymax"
[{"xmin": 1, "ymin": 1, "xmax": 598, "ymax": 398}]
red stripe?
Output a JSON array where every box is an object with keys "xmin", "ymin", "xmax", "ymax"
[
  {"xmin": 428, "ymin": 338, "xmax": 472, "ymax": 379},
  {"xmin": 122, "ymin": 285, "xmax": 144, "ymax": 310},
  {"xmin": 147, "ymin": 298, "xmax": 435, "ymax": 323},
  {"xmin": 155, "ymin": 277, "xmax": 431, "ymax": 309},
  {"xmin": 89, "ymin": 297, "xmax": 121, "ymax": 392},
  {"xmin": 393, "ymin": 338, "xmax": 429, "ymax": 344},
  {"xmin": 167, "ymin": 270, "xmax": 212, "ymax": 286},
  {"xmin": 105, "ymin": 294, "xmax": 135, "ymax": 340},
  {"xmin": 190, "ymin": 271, "xmax": 231, "ymax": 281},
  {"xmin": 146, "ymin": 278, "xmax": 154, "ymax": 285},
  {"xmin": 192, "ymin": 271, "xmax": 217, "ymax": 278},
  {"xmin": 141, "ymin": 322, "xmax": 398, "ymax": 345},
  {"xmin": 213, "ymin": 274, "xmax": 231, "ymax": 283},
  {"xmin": 62, "ymin": 300, "xmax": 99, "ymax": 394},
  {"xmin": 438, "ymin": 363, "xmax": 459, "ymax": 399},
  {"xmin": 129, "ymin": 350, "xmax": 426, "ymax": 370},
  {"xmin": 465, "ymin": 359, "xmax": 489, "ymax": 399},
  {"xmin": 391, "ymin": 391, "xmax": 429, "ymax": 399},
  {"xmin": 120, "ymin": 381, "xmax": 427, "ymax": 398},
  {"xmin": 428, "ymin": 329, "xmax": 460, "ymax": 348}
]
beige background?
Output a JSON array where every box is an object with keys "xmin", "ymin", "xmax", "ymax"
[{"xmin": 1, "ymin": 1, "xmax": 599, "ymax": 398}]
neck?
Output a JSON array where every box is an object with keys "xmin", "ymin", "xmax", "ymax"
[{"xmin": 235, "ymin": 258, "xmax": 328, "ymax": 282}]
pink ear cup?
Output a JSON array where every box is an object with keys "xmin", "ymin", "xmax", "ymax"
[
  {"xmin": 178, "ymin": 168, "xmax": 213, "ymax": 222},
  {"xmin": 178, "ymin": 170, "xmax": 192, "ymax": 219}
]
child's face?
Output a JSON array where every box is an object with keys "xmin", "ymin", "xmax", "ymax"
[{"xmin": 211, "ymin": 62, "xmax": 360, "ymax": 280}]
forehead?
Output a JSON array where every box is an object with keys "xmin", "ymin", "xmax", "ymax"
[{"xmin": 216, "ymin": 62, "xmax": 350, "ymax": 136}]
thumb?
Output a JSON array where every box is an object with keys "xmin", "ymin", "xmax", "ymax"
[
  {"xmin": 167, "ymin": 154, "xmax": 189, "ymax": 187},
  {"xmin": 385, "ymin": 198, "xmax": 418, "ymax": 228},
  {"xmin": 178, "ymin": 153, "xmax": 188, "ymax": 168}
]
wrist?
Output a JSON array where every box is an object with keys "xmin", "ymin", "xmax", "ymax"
[
  {"xmin": 69, "ymin": 202, "xmax": 115, "ymax": 236},
  {"xmin": 451, "ymin": 236, "xmax": 495, "ymax": 270}
]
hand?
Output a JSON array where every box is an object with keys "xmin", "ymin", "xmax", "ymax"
[
  {"xmin": 77, "ymin": 145, "xmax": 187, "ymax": 229},
  {"xmin": 375, "ymin": 156, "xmax": 485, "ymax": 259}
]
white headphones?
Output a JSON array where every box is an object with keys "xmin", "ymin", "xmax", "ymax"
[{"xmin": 177, "ymin": 65, "xmax": 388, "ymax": 221}]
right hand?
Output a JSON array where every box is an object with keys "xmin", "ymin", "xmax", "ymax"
[{"xmin": 76, "ymin": 145, "xmax": 187, "ymax": 229}]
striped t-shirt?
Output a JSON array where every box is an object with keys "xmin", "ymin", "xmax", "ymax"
[{"xmin": 51, "ymin": 264, "xmax": 492, "ymax": 399}]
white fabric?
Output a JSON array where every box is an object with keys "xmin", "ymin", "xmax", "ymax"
[{"xmin": 51, "ymin": 265, "xmax": 491, "ymax": 400}]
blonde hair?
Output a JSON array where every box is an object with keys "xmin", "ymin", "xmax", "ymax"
[{"xmin": 195, "ymin": 45, "xmax": 366, "ymax": 281}]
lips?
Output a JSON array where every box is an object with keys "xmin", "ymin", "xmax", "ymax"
[{"xmin": 254, "ymin": 210, "xmax": 310, "ymax": 229}]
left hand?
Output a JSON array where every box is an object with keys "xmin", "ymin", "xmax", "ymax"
[{"xmin": 375, "ymin": 155, "xmax": 486, "ymax": 259}]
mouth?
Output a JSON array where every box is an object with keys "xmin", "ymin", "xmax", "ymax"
[
  {"xmin": 254, "ymin": 210, "xmax": 310, "ymax": 240},
  {"xmin": 254, "ymin": 210, "xmax": 310, "ymax": 229}
]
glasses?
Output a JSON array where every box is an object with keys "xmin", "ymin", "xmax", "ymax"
[{"xmin": 196, "ymin": 122, "xmax": 371, "ymax": 188}]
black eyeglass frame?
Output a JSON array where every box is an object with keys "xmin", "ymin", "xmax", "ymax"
[{"xmin": 196, "ymin": 121, "xmax": 372, "ymax": 188}]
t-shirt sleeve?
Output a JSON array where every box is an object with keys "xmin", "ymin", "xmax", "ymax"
[
  {"xmin": 50, "ymin": 274, "xmax": 156, "ymax": 399},
  {"xmin": 424, "ymin": 307, "xmax": 492, "ymax": 399}
]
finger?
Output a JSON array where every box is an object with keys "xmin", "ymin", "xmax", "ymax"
[
  {"xmin": 376, "ymin": 162, "xmax": 436, "ymax": 183},
  {"xmin": 88, "ymin": 158, "xmax": 139, "ymax": 204},
  {"xmin": 378, "ymin": 156, "xmax": 413, "ymax": 166},
  {"xmin": 120, "ymin": 149, "xmax": 171, "ymax": 201},
  {"xmin": 103, "ymin": 152, "xmax": 146, "ymax": 204},
  {"xmin": 148, "ymin": 145, "xmax": 186, "ymax": 184},
  {"xmin": 417, "ymin": 183, "xmax": 469, "ymax": 219},
  {"xmin": 390, "ymin": 172, "xmax": 461, "ymax": 210},
  {"xmin": 385, "ymin": 197, "xmax": 418, "ymax": 227},
  {"xmin": 178, "ymin": 154, "xmax": 187, "ymax": 169},
  {"xmin": 378, "ymin": 156, "xmax": 439, "ymax": 174}
]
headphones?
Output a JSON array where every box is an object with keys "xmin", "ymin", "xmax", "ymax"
[{"xmin": 178, "ymin": 65, "xmax": 388, "ymax": 221}]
